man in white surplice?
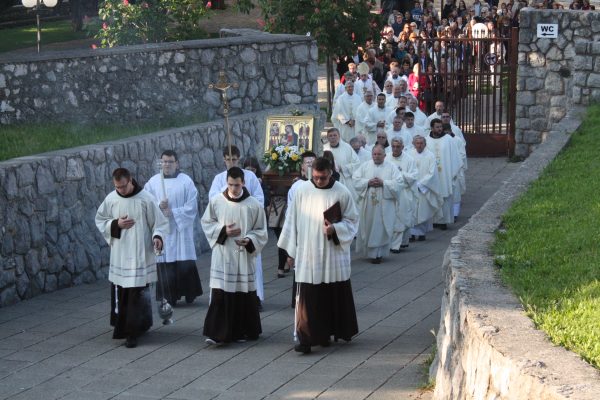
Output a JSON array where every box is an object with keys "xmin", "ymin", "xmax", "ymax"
[
  {"xmin": 441, "ymin": 112, "xmax": 467, "ymax": 220},
  {"xmin": 354, "ymin": 90, "xmax": 376, "ymax": 137},
  {"xmin": 333, "ymin": 80, "xmax": 362, "ymax": 142},
  {"xmin": 323, "ymin": 128, "xmax": 360, "ymax": 200},
  {"xmin": 95, "ymin": 168, "xmax": 169, "ymax": 348},
  {"xmin": 353, "ymin": 144, "xmax": 402, "ymax": 263},
  {"xmin": 145, "ymin": 150, "xmax": 203, "ymax": 306},
  {"xmin": 208, "ymin": 145, "xmax": 266, "ymax": 308},
  {"xmin": 278, "ymin": 157, "xmax": 359, "ymax": 354},
  {"xmin": 354, "ymin": 62, "xmax": 380, "ymax": 101},
  {"xmin": 201, "ymin": 167, "xmax": 268, "ymax": 345},
  {"xmin": 350, "ymin": 137, "xmax": 371, "ymax": 163},
  {"xmin": 426, "ymin": 119, "xmax": 463, "ymax": 229},
  {"xmin": 408, "ymin": 135, "xmax": 443, "ymax": 241},
  {"xmin": 425, "ymin": 100, "xmax": 455, "ymax": 130},
  {"xmin": 386, "ymin": 137, "xmax": 418, "ymax": 253},
  {"xmin": 407, "ymin": 96, "xmax": 428, "ymax": 128},
  {"xmin": 367, "ymin": 93, "xmax": 391, "ymax": 146},
  {"xmin": 400, "ymin": 112, "xmax": 425, "ymax": 150}
]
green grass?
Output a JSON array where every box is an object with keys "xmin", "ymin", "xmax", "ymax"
[
  {"xmin": 494, "ymin": 104, "xmax": 600, "ymax": 368},
  {"xmin": 0, "ymin": 115, "xmax": 207, "ymax": 162},
  {"xmin": 0, "ymin": 20, "xmax": 89, "ymax": 53}
]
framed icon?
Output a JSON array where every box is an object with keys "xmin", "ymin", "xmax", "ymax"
[{"xmin": 265, "ymin": 115, "xmax": 314, "ymax": 151}]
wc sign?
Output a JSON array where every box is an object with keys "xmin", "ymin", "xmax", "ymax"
[{"xmin": 537, "ymin": 23, "xmax": 558, "ymax": 38}]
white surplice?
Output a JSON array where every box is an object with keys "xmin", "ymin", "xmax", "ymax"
[
  {"xmin": 95, "ymin": 187, "xmax": 169, "ymax": 288},
  {"xmin": 208, "ymin": 169, "xmax": 265, "ymax": 300},
  {"xmin": 323, "ymin": 140, "xmax": 361, "ymax": 200},
  {"xmin": 407, "ymin": 106, "xmax": 428, "ymax": 128},
  {"xmin": 426, "ymin": 134, "xmax": 463, "ymax": 224},
  {"xmin": 333, "ymin": 92, "xmax": 363, "ymax": 142},
  {"xmin": 387, "ymin": 152, "xmax": 418, "ymax": 249},
  {"xmin": 278, "ymin": 180, "xmax": 359, "ymax": 284},
  {"xmin": 408, "ymin": 148, "xmax": 443, "ymax": 236},
  {"xmin": 201, "ymin": 191, "xmax": 268, "ymax": 294},
  {"xmin": 367, "ymin": 105, "xmax": 391, "ymax": 144},
  {"xmin": 353, "ymin": 160, "xmax": 402, "ymax": 258},
  {"xmin": 355, "ymin": 101, "xmax": 376, "ymax": 137},
  {"xmin": 145, "ymin": 172, "xmax": 197, "ymax": 263}
]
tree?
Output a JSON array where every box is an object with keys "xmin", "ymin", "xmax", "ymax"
[{"xmin": 255, "ymin": 0, "xmax": 380, "ymax": 114}]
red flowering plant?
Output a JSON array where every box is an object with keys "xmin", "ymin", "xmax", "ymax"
[{"xmin": 97, "ymin": 0, "xmax": 212, "ymax": 47}]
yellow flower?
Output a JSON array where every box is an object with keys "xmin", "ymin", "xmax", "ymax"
[
  {"xmin": 284, "ymin": 146, "xmax": 290, "ymax": 153},
  {"xmin": 291, "ymin": 154, "xmax": 299, "ymax": 161},
  {"xmin": 271, "ymin": 153, "xmax": 278, "ymax": 160}
]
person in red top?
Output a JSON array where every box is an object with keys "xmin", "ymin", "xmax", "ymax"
[{"xmin": 408, "ymin": 62, "xmax": 429, "ymax": 111}]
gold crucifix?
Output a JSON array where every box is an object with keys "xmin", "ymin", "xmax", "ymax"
[{"xmin": 209, "ymin": 71, "xmax": 239, "ymax": 161}]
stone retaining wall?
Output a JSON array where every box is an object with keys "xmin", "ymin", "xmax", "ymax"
[
  {"xmin": 0, "ymin": 30, "xmax": 318, "ymax": 125},
  {"xmin": 515, "ymin": 9, "xmax": 600, "ymax": 157},
  {"xmin": 0, "ymin": 104, "xmax": 325, "ymax": 306},
  {"xmin": 431, "ymin": 107, "xmax": 600, "ymax": 399}
]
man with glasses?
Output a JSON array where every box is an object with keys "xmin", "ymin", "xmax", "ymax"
[
  {"xmin": 145, "ymin": 150, "xmax": 203, "ymax": 307},
  {"xmin": 95, "ymin": 168, "xmax": 169, "ymax": 348},
  {"xmin": 278, "ymin": 157, "xmax": 359, "ymax": 354}
]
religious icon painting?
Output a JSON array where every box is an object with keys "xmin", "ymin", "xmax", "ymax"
[{"xmin": 264, "ymin": 115, "xmax": 315, "ymax": 152}]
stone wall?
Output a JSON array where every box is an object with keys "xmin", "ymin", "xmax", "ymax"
[
  {"xmin": 515, "ymin": 9, "xmax": 600, "ymax": 157},
  {"xmin": 0, "ymin": 104, "xmax": 325, "ymax": 306},
  {"xmin": 431, "ymin": 107, "xmax": 600, "ymax": 399},
  {"xmin": 0, "ymin": 30, "xmax": 318, "ymax": 125}
]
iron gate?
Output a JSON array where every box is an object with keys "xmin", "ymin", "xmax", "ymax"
[{"xmin": 418, "ymin": 27, "xmax": 518, "ymax": 157}]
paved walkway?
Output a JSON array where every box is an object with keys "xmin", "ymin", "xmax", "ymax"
[{"xmin": 0, "ymin": 158, "xmax": 518, "ymax": 400}]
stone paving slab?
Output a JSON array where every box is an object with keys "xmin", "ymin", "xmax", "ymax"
[{"xmin": 0, "ymin": 158, "xmax": 519, "ymax": 399}]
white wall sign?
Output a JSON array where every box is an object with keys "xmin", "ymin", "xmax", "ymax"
[{"xmin": 537, "ymin": 23, "xmax": 558, "ymax": 38}]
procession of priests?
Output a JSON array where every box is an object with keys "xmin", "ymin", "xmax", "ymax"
[{"xmin": 95, "ymin": 86, "xmax": 466, "ymax": 351}]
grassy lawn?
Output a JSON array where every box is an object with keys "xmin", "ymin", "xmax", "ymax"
[
  {"xmin": 0, "ymin": 115, "xmax": 207, "ymax": 162},
  {"xmin": 0, "ymin": 20, "xmax": 89, "ymax": 53},
  {"xmin": 494, "ymin": 104, "xmax": 600, "ymax": 368}
]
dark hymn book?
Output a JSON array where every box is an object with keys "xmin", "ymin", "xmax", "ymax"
[{"xmin": 323, "ymin": 201, "xmax": 342, "ymax": 244}]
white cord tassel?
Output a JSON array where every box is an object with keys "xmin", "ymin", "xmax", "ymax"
[
  {"xmin": 293, "ymin": 283, "xmax": 300, "ymax": 342},
  {"xmin": 114, "ymin": 285, "xmax": 119, "ymax": 314}
]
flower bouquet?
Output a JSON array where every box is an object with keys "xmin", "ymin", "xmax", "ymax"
[{"xmin": 263, "ymin": 145, "xmax": 304, "ymax": 176}]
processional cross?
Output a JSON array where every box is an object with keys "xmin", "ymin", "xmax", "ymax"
[{"xmin": 209, "ymin": 70, "xmax": 239, "ymax": 160}]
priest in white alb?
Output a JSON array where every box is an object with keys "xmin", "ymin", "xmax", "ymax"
[
  {"xmin": 201, "ymin": 167, "xmax": 268, "ymax": 345},
  {"xmin": 323, "ymin": 127, "xmax": 361, "ymax": 200},
  {"xmin": 426, "ymin": 119, "xmax": 463, "ymax": 229},
  {"xmin": 333, "ymin": 80, "xmax": 362, "ymax": 142},
  {"xmin": 278, "ymin": 157, "xmax": 359, "ymax": 354},
  {"xmin": 354, "ymin": 90, "xmax": 376, "ymax": 137},
  {"xmin": 367, "ymin": 93, "xmax": 391, "ymax": 145},
  {"xmin": 353, "ymin": 144, "xmax": 402, "ymax": 263},
  {"xmin": 353, "ymin": 62, "xmax": 380, "ymax": 101},
  {"xmin": 400, "ymin": 112, "xmax": 425, "ymax": 149},
  {"xmin": 386, "ymin": 137, "xmax": 418, "ymax": 252},
  {"xmin": 441, "ymin": 113, "xmax": 467, "ymax": 220},
  {"xmin": 407, "ymin": 96, "xmax": 428, "ymax": 128},
  {"xmin": 145, "ymin": 150, "xmax": 203, "ymax": 306},
  {"xmin": 408, "ymin": 135, "xmax": 443, "ymax": 241}
]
